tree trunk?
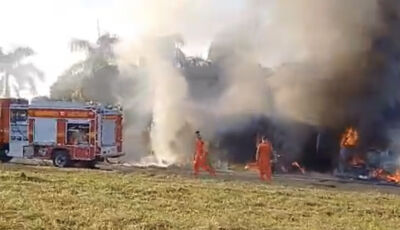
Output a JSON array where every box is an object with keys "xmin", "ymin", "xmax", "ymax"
[{"xmin": 4, "ymin": 73, "xmax": 10, "ymax": 97}]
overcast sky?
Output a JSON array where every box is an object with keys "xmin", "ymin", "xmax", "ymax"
[{"xmin": 0, "ymin": 0, "xmax": 245, "ymax": 98}]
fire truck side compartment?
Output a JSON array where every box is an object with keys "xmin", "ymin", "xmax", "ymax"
[
  {"xmin": 0, "ymin": 99, "xmax": 29, "ymax": 159},
  {"xmin": 28, "ymin": 108, "xmax": 97, "ymax": 161},
  {"xmin": 33, "ymin": 118, "xmax": 57, "ymax": 145},
  {"xmin": 8, "ymin": 104, "xmax": 29, "ymax": 157}
]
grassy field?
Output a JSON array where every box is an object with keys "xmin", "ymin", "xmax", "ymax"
[{"xmin": 0, "ymin": 164, "xmax": 400, "ymax": 230}]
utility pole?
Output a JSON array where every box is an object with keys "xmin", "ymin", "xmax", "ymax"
[
  {"xmin": 316, "ymin": 133, "xmax": 321, "ymax": 155},
  {"xmin": 97, "ymin": 19, "xmax": 101, "ymax": 39}
]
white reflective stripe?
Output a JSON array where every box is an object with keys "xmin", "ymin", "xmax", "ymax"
[{"xmin": 66, "ymin": 119, "xmax": 91, "ymax": 124}]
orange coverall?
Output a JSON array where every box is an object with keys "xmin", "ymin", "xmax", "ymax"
[
  {"xmin": 257, "ymin": 141, "xmax": 272, "ymax": 181},
  {"xmin": 193, "ymin": 139, "xmax": 216, "ymax": 176}
]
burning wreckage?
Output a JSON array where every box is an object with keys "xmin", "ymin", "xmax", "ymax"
[
  {"xmin": 122, "ymin": 50, "xmax": 400, "ymax": 185},
  {"xmin": 336, "ymin": 127, "xmax": 400, "ymax": 185},
  {"xmin": 238, "ymin": 126, "xmax": 400, "ymax": 186}
]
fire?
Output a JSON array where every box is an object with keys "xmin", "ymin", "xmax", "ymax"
[
  {"xmin": 340, "ymin": 127, "xmax": 359, "ymax": 148},
  {"xmin": 371, "ymin": 168, "xmax": 385, "ymax": 179},
  {"xmin": 291, "ymin": 161, "xmax": 306, "ymax": 174},
  {"xmin": 348, "ymin": 155, "xmax": 365, "ymax": 167},
  {"xmin": 372, "ymin": 168, "xmax": 400, "ymax": 184},
  {"xmin": 244, "ymin": 162, "xmax": 258, "ymax": 171},
  {"xmin": 386, "ymin": 170, "xmax": 400, "ymax": 183}
]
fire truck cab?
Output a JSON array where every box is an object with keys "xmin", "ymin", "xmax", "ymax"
[{"xmin": 0, "ymin": 98, "xmax": 124, "ymax": 167}]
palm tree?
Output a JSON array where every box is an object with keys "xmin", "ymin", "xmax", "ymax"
[
  {"xmin": 70, "ymin": 33, "xmax": 118, "ymax": 72},
  {"xmin": 50, "ymin": 33, "xmax": 119, "ymax": 102},
  {"xmin": 0, "ymin": 47, "xmax": 44, "ymax": 97},
  {"xmin": 153, "ymin": 34, "xmax": 186, "ymax": 68}
]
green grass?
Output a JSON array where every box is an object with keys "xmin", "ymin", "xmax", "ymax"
[{"xmin": 0, "ymin": 165, "xmax": 400, "ymax": 230}]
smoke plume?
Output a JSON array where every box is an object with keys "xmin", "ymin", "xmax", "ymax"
[{"xmin": 50, "ymin": 0, "xmax": 400, "ymax": 168}]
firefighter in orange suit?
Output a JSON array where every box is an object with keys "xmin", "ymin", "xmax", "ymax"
[
  {"xmin": 256, "ymin": 136, "xmax": 273, "ymax": 182},
  {"xmin": 193, "ymin": 131, "xmax": 216, "ymax": 176}
]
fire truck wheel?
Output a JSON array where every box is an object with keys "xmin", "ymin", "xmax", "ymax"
[
  {"xmin": 53, "ymin": 151, "xmax": 70, "ymax": 168},
  {"xmin": 0, "ymin": 150, "xmax": 12, "ymax": 163},
  {"xmin": 0, "ymin": 155, "xmax": 12, "ymax": 163},
  {"xmin": 85, "ymin": 160, "xmax": 97, "ymax": 169}
]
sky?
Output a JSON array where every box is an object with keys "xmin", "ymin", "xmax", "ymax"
[{"xmin": 0, "ymin": 0, "xmax": 246, "ymax": 98}]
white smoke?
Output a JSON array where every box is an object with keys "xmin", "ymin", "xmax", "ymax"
[
  {"xmin": 50, "ymin": 0, "xmax": 400, "ymax": 166},
  {"xmin": 114, "ymin": 0, "xmax": 394, "ymax": 165},
  {"xmin": 147, "ymin": 55, "xmax": 189, "ymax": 164},
  {"xmin": 115, "ymin": 36, "xmax": 193, "ymax": 164}
]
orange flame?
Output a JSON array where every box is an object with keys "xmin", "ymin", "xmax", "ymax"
[
  {"xmin": 372, "ymin": 169, "xmax": 400, "ymax": 184},
  {"xmin": 291, "ymin": 161, "xmax": 306, "ymax": 174},
  {"xmin": 371, "ymin": 168, "xmax": 385, "ymax": 179},
  {"xmin": 244, "ymin": 162, "xmax": 258, "ymax": 171},
  {"xmin": 386, "ymin": 170, "xmax": 400, "ymax": 184},
  {"xmin": 348, "ymin": 155, "xmax": 365, "ymax": 167},
  {"xmin": 340, "ymin": 127, "xmax": 359, "ymax": 148}
]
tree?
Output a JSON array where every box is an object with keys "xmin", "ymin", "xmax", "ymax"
[
  {"xmin": 70, "ymin": 33, "xmax": 118, "ymax": 70},
  {"xmin": 50, "ymin": 33, "xmax": 119, "ymax": 102},
  {"xmin": 0, "ymin": 47, "xmax": 43, "ymax": 97}
]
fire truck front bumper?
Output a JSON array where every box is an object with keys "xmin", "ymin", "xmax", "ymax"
[{"xmin": 100, "ymin": 146, "xmax": 125, "ymax": 158}]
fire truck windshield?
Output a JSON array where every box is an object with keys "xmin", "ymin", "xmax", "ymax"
[{"xmin": 67, "ymin": 123, "xmax": 90, "ymax": 145}]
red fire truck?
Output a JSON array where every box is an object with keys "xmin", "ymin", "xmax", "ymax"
[{"xmin": 0, "ymin": 98, "xmax": 124, "ymax": 167}]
